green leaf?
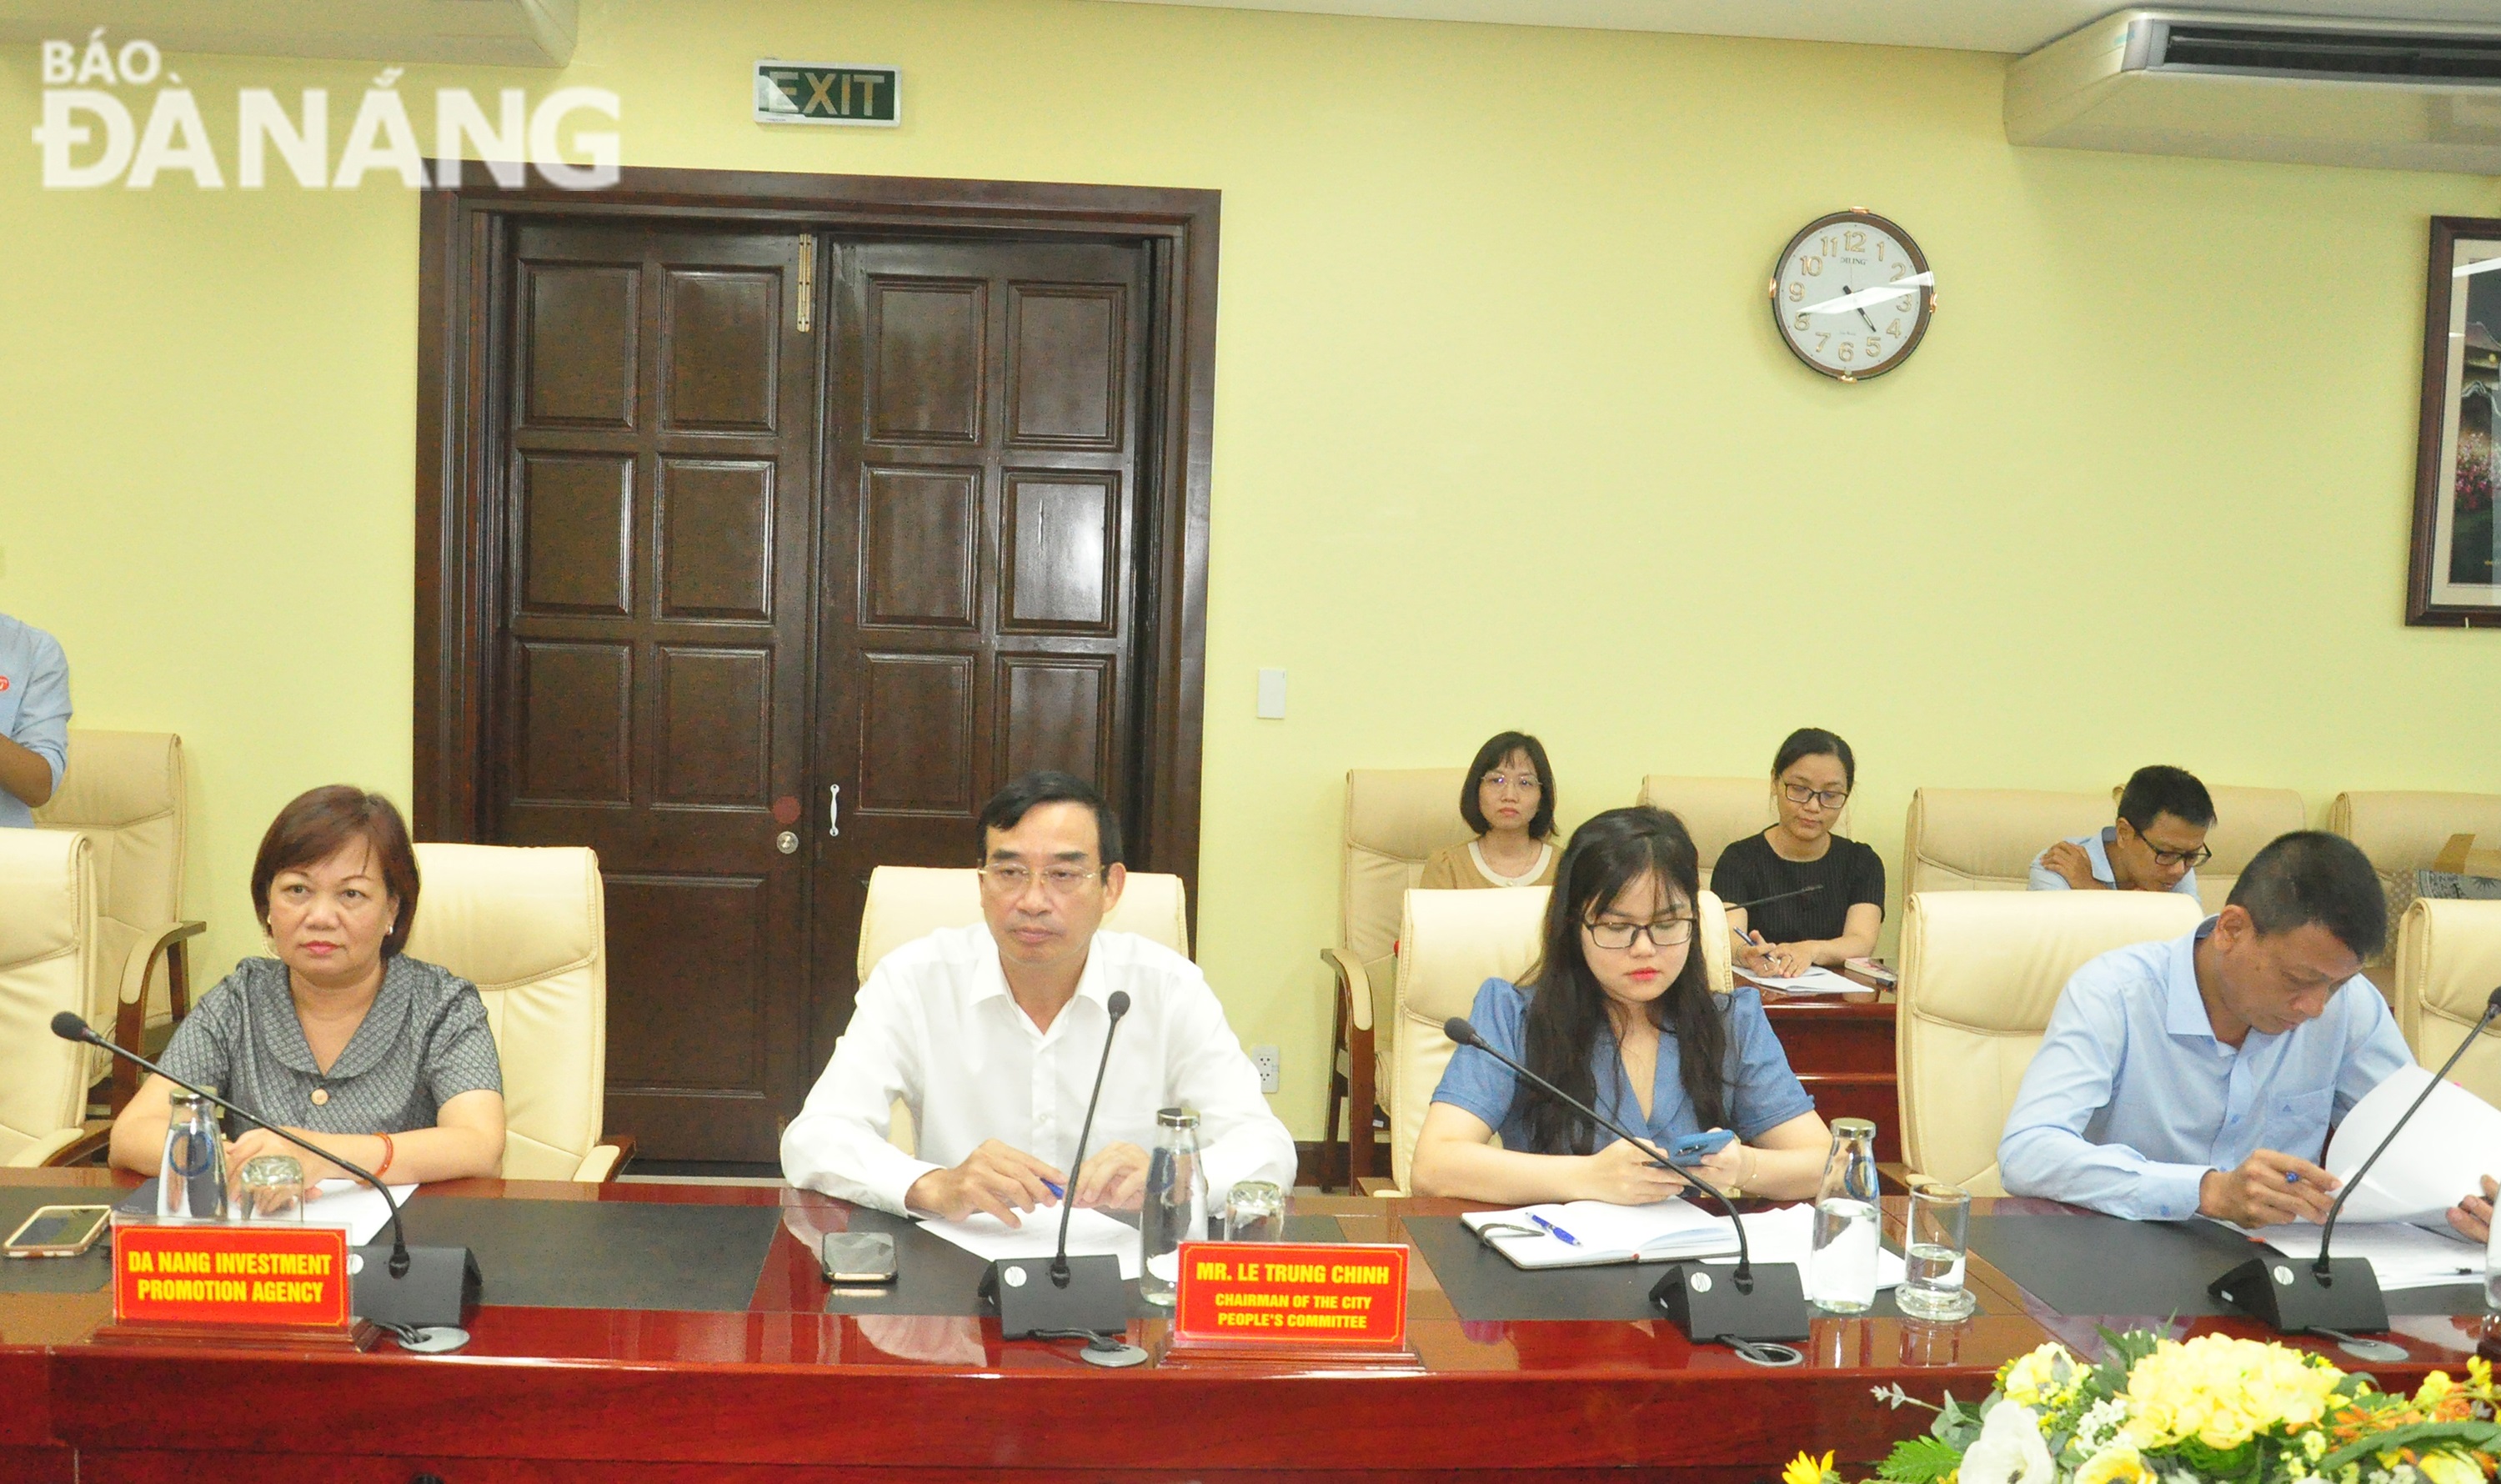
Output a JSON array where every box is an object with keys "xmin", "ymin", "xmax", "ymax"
[
  {"xmin": 2313, "ymin": 1419, "xmax": 2501, "ymax": 1474},
  {"xmin": 1875, "ymin": 1436, "xmax": 1962, "ymax": 1483}
]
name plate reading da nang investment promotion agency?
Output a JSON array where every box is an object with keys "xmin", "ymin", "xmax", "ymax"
[
  {"xmin": 113, "ymin": 1222, "xmax": 352, "ymax": 1331},
  {"xmin": 1171, "ymin": 1242, "xmax": 1410, "ymax": 1355},
  {"xmin": 754, "ymin": 61, "xmax": 901, "ymax": 127}
]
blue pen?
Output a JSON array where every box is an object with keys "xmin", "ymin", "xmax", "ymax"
[
  {"xmin": 1042, "ymin": 1179, "xmax": 1065, "ymax": 1199},
  {"xmin": 1528, "ymin": 1213, "xmax": 1580, "ymax": 1246}
]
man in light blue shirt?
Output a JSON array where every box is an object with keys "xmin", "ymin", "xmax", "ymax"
[
  {"xmin": 2029, "ymin": 764, "xmax": 2213, "ymax": 898},
  {"xmin": 0, "ymin": 613, "xmax": 70, "ymax": 828},
  {"xmin": 2001, "ymin": 830, "xmax": 2408, "ymax": 1227}
]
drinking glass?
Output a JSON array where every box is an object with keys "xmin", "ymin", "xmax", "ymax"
[
  {"xmin": 1223, "ymin": 1181, "xmax": 1286, "ymax": 1243},
  {"xmin": 237, "ymin": 1155, "xmax": 306, "ymax": 1222},
  {"xmin": 1897, "ymin": 1181, "xmax": 1976, "ymax": 1321}
]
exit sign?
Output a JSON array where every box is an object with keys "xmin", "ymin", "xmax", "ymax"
[{"xmin": 754, "ymin": 61, "xmax": 901, "ymax": 128}]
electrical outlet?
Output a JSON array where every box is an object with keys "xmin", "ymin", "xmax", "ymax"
[{"xmin": 1250, "ymin": 1044, "xmax": 1281, "ymax": 1095}]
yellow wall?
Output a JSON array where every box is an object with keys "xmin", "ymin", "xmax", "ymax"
[{"xmin": 6, "ymin": 0, "xmax": 2498, "ymax": 1138}]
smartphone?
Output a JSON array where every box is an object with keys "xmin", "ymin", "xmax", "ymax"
[
  {"xmin": 1668, "ymin": 1130, "xmax": 1735, "ymax": 1164},
  {"xmin": 4, "ymin": 1205, "xmax": 113, "ymax": 1259},
  {"xmin": 819, "ymin": 1231, "xmax": 899, "ymax": 1285}
]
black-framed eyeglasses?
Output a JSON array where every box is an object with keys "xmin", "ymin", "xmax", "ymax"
[
  {"xmin": 1781, "ymin": 782, "xmax": 1849, "ymax": 810},
  {"xmin": 1481, "ymin": 772, "xmax": 1542, "ymax": 794},
  {"xmin": 1582, "ymin": 917, "xmax": 1695, "ymax": 950},
  {"xmin": 2143, "ymin": 843, "xmax": 2213, "ymax": 870},
  {"xmin": 978, "ymin": 864, "xmax": 1100, "ymax": 895}
]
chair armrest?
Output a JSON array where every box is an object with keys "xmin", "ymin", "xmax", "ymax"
[
  {"xmin": 12, "ymin": 1127, "xmax": 94, "ymax": 1168},
  {"xmin": 118, "ymin": 920, "xmax": 207, "ymax": 1006},
  {"xmin": 39, "ymin": 1127, "xmax": 111, "ymax": 1167},
  {"xmin": 571, "ymin": 1136, "xmax": 636, "ymax": 1184},
  {"xmin": 1356, "ymin": 1176, "xmax": 1402, "ymax": 1197},
  {"xmin": 1322, "ymin": 948, "xmax": 1373, "ymax": 1031}
]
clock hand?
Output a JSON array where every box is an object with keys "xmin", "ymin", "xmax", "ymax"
[
  {"xmin": 1798, "ymin": 273, "xmax": 1933, "ymax": 318},
  {"xmin": 1846, "ymin": 288, "xmax": 1881, "ymax": 334}
]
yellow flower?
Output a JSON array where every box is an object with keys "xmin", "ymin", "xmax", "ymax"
[
  {"xmin": 1782, "ymin": 1450, "xmax": 1837, "ymax": 1484},
  {"xmin": 2121, "ymin": 1336, "xmax": 2341, "ymax": 1449},
  {"xmin": 2076, "ymin": 1446, "xmax": 2153, "ymax": 1484},
  {"xmin": 2000, "ymin": 1343, "xmax": 2082, "ymax": 1409},
  {"xmin": 2419, "ymin": 1451, "xmax": 2484, "ymax": 1484},
  {"xmin": 2418, "ymin": 1371, "xmax": 2457, "ymax": 1409}
]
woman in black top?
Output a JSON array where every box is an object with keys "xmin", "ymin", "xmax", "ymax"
[{"xmin": 1712, "ymin": 729, "xmax": 1884, "ymax": 977}]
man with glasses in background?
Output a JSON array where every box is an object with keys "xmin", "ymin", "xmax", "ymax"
[
  {"xmin": 2029, "ymin": 764, "xmax": 2215, "ymax": 898},
  {"xmin": 782, "ymin": 771, "xmax": 1293, "ymax": 1222}
]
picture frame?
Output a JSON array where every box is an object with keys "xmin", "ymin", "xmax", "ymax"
[{"xmin": 2408, "ymin": 216, "xmax": 2501, "ymax": 627}]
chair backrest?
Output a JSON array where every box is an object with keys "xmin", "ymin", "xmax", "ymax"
[
  {"xmin": 403, "ymin": 844, "xmax": 606, "ymax": 1181},
  {"xmin": 2193, "ymin": 786, "xmax": 2308, "ymax": 915},
  {"xmin": 33, "ymin": 729, "xmax": 187, "ymax": 1027},
  {"xmin": 1386, "ymin": 886, "xmax": 1733, "ymax": 1194},
  {"xmin": 854, "ymin": 865, "xmax": 1190, "ymax": 980},
  {"xmin": 1636, "ymin": 775, "xmax": 1854, "ymax": 888},
  {"xmin": 2392, "ymin": 898, "xmax": 2501, "ymax": 1108},
  {"xmin": 0, "ymin": 830, "xmax": 95, "ymax": 1166},
  {"xmin": 1902, "ymin": 788, "xmax": 2109, "ymax": 895},
  {"xmin": 2330, "ymin": 791, "xmax": 2501, "ymax": 963},
  {"xmin": 1340, "ymin": 769, "xmax": 1474, "ymax": 964},
  {"xmin": 1895, "ymin": 890, "xmax": 2202, "ymax": 1195}
]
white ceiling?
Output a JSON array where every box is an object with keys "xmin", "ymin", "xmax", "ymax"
[
  {"xmin": 1088, "ymin": 0, "xmax": 2501, "ymax": 54},
  {"xmin": 0, "ymin": 0, "xmax": 575, "ymax": 67}
]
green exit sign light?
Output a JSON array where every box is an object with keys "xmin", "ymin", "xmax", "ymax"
[{"xmin": 754, "ymin": 60, "xmax": 901, "ymax": 128}]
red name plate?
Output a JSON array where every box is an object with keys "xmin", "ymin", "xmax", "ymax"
[
  {"xmin": 114, "ymin": 1222, "xmax": 352, "ymax": 1328},
  {"xmin": 1173, "ymin": 1241, "xmax": 1407, "ymax": 1349}
]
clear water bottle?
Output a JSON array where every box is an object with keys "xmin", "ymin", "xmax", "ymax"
[
  {"xmin": 1809, "ymin": 1117, "xmax": 1881, "ymax": 1314},
  {"xmin": 158, "ymin": 1088, "xmax": 228, "ymax": 1221},
  {"xmin": 1140, "ymin": 1106, "xmax": 1207, "ymax": 1306}
]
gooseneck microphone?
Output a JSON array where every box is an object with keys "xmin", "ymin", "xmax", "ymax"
[
  {"xmin": 1444, "ymin": 1015, "xmax": 1808, "ymax": 1351},
  {"xmin": 53, "ymin": 1010, "xmax": 479, "ymax": 1329},
  {"xmin": 2210, "ymin": 983, "xmax": 2501, "ymax": 1337},
  {"xmin": 1050, "ymin": 989, "xmax": 1132, "ymax": 1284},
  {"xmin": 1717, "ymin": 884, "xmax": 1824, "ymax": 914}
]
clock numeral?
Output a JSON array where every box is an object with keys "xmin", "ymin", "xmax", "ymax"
[
  {"xmin": 1787, "ymin": 281, "xmax": 1804, "ymax": 303},
  {"xmin": 1887, "ymin": 319, "xmax": 1902, "ymax": 337},
  {"xmin": 1837, "ymin": 342, "xmax": 1854, "ymax": 363},
  {"xmin": 1794, "ymin": 313, "xmax": 1810, "ymax": 333},
  {"xmin": 1891, "ymin": 264, "xmax": 1908, "ymax": 283},
  {"xmin": 1866, "ymin": 337, "xmax": 1882, "ymax": 358},
  {"xmin": 1815, "ymin": 333, "xmax": 1832, "ymax": 355},
  {"xmin": 1818, "ymin": 235, "xmax": 1838, "ymax": 257},
  {"xmin": 1843, "ymin": 228, "xmax": 1867, "ymax": 253},
  {"xmin": 1877, "ymin": 240, "xmax": 1887, "ymax": 261},
  {"xmin": 1798, "ymin": 255, "xmax": 1822, "ymax": 277}
]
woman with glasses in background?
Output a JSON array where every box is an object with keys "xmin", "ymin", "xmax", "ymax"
[
  {"xmin": 1421, "ymin": 730, "xmax": 1561, "ymax": 889},
  {"xmin": 1408, "ymin": 807, "xmax": 1830, "ymax": 1204},
  {"xmin": 1712, "ymin": 728, "xmax": 1885, "ymax": 979}
]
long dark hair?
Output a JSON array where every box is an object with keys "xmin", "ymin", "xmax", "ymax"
[
  {"xmin": 1516, "ymin": 807, "xmax": 1730, "ymax": 1156},
  {"xmin": 1772, "ymin": 727, "xmax": 1856, "ymax": 790},
  {"xmin": 1460, "ymin": 730, "xmax": 1557, "ymax": 840}
]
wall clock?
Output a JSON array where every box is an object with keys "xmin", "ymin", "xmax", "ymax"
[{"xmin": 1768, "ymin": 210, "xmax": 1935, "ymax": 383}]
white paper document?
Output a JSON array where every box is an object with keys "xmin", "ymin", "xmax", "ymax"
[
  {"xmin": 1465, "ymin": 1198, "xmax": 1907, "ymax": 1287},
  {"xmin": 299, "ymin": 1179, "xmax": 419, "ymax": 1247},
  {"xmin": 2322, "ymin": 1065, "xmax": 2501, "ymax": 1224},
  {"xmin": 1736, "ymin": 966, "xmax": 1863, "ymax": 995},
  {"xmin": 2233, "ymin": 1218, "xmax": 2483, "ymax": 1291},
  {"xmin": 915, "ymin": 1206, "xmax": 1142, "ymax": 1281}
]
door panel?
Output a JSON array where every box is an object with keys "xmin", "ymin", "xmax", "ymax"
[
  {"xmin": 809, "ymin": 239, "xmax": 1151, "ymax": 1061},
  {"xmin": 491, "ymin": 222, "xmax": 819, "ymax": 1162}
]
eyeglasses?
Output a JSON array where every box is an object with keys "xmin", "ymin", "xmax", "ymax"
[
  {"xmin": 1781, "ymin": 782, "xmax": 1850, "ymax": 810},
  {"xmin": 979, "ymin": 865, "xmax": 1100, "ymax": 895},
  {"xmin": 1481, "ymin": 772, "xmax": 1542, "ymax": 794},
  {"xmin": 2143, "ymin": 842, "xmax": 2213, "ymax": 870},
  {"xmin": 1582, "ymin": 917, "xmax": 1695, "ymax": 950}
]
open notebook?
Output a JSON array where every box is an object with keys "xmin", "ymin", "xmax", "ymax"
[{"xmin": 1464, "ymin": 1198, "xmax": 1908, "ymax": 1285}]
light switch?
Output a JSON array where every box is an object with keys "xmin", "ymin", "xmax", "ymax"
[{"xmin": 1256, "ymin": 668, "xmax": 1286, "ymax": 719}]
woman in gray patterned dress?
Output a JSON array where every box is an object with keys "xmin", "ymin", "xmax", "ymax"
[{"xmin": 108, "ymin": 786, "xmax": 506, "ymax": 1189}]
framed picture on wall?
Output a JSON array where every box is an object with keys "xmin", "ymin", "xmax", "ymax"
[{"xmin": 2409, "ymin": 216, "xmax": 2501, "ymax": 627}]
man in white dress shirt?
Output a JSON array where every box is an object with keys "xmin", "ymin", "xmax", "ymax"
[{"xmin": 782, "ymin": 771, "xmax": 1296, "ymax": 1223}]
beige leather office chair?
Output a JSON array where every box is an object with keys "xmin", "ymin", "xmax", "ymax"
[
  {"xmin": 1894, "ymin": 890, "xmax": 2202, "ymax": 1193},
  {"xmin": 2392, "ymin": 898, "xmax": 2501, "ymax": 1108},
  {"xmin": 854, "ymin": 864, "xmax": 1193, "ymax": 1156},
  {"xmin": 1636, "ymin": 775, "xmax": 1854, "ymax": 889},
  {"xmin": 2186, "ymin": 786, "xmax": 2306, "ymax": 915},
  {"xmin": 1322, "ymin": 769, "xmax": 1475, "ymax": 1188},
  {"xmin": 1381, "ymin": 886, "xmax": 1736, "ymax": 1196},
  {"xmin": 2330, "ymin": 790, "xmax": 2501, "ymax": 988},
  {"xmin": 33, "ymin": 729, "xmax": 204, "ymax": 1110},
  {"xmin": 0, "ymin": 830, "xmax": 101, "ymax": 1167},
  {"xmin": 1902, "ymin": 789, "xmax": 2109, "ymax": 895},
  {"xmin": 404, "ymin": 843, "xmax": 628, "ymax": 1182}
]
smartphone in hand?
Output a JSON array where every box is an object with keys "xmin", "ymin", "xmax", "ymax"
[{"xmin": 1667, "ymin": 1129, "xmax": 1735, "ymax": 1165}]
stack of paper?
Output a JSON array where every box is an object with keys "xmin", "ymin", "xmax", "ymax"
[
  {"xmin": 2323, "ymin": 1066, "xmax": 2501, "ymax": 1224},
  {"xmin": 915, "ymin": 1206, "xmax": 1142, "ymax": 1280},
  {"xmin": 1737, "ymin": 966, "xmax": 1862, "ymax": 995},
  {"xmin": 2235, "ymin": 1219, "xmax": 2483, "ymax": 1292},
  {"xmin": 1466, "ymin": 1197, "xmax": 1907, "ymax": 1287},
  {"xmin": 298, "ymin": 1179, "xmax": 417, "ymax": 1247}
]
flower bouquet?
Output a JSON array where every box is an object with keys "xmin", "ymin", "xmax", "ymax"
[{"xmin": 1787, "ymin": 1331, "xmax": 2501, "ymax": 1484}]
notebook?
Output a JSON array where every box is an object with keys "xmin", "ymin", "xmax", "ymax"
[{"xmin": 1462, "ymin": 1197, "xmax": 1738, "ymax": 1269}]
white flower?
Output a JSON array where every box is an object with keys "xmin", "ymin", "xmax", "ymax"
[
  {"xmin": 1960, "ymin": 1402, "xmax": 2056, "ymax": 1484},
  {"xmin": 2072, "ymin": 1396, "xmax": 2133, "ymax": 1455}
]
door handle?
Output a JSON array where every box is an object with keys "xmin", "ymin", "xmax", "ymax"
[{"xmin": 829, "ymin": 784, "xmax": 841, "ymax": 838}]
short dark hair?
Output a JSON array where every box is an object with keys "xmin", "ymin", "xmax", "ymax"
[
  {"xmin": 977, "ymin": 771, "xmax": 1123, "ymax": 866},
  {"xmin": 2117, "ymin": 765, "xmax": 2215, "ymax": 833},
  {"xmin": 250, "ymin": 786, "xmax": 421, "ymax": 958},
  {"xmin": 1460, "ymin": 731, "xmax": 1557, "ymax": 840},
  {"xmin": 2227, "ymin": 830, "xmax": 2387, "ymax": 960},
  {"xmin": 1772, "ymin": 728, "xmax": 1856, "ymax": 791}
]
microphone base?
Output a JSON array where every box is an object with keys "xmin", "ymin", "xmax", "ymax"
[
  {"xmin": 2208, "ymin": 1255, "xmax": 2388, "ymax": 1336},
  {"xmin": 1651, "ymin": 1260, "xmax": 1812, "ymax": 1344},
  {"xmin": 979, "ymin": 1254, "xmax": 1131, "ymax": 1339},
  {"xmin": 353, "ymin": 1245, "xmax": 481, "ymax": 1330}
]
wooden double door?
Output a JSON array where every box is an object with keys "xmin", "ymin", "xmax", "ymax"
[{"xmin": 487, "ymin": 222, "xmax": 1155, "ymax": 1161}]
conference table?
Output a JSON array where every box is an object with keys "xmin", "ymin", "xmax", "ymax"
[
  {"xmin": 4, "ymin": 1166, "xmax": 2493, "ymax": 1482},
  {"xmin": 1754, "ymin": 970, "xmax": 1900, "ymax": 1164}
]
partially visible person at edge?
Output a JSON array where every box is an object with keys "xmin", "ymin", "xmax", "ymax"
[
  {"xmin": 1712, "ymin": 728, "xmax": 1883, "ymax": 978},
  {"xmin": 1421, "ymin": 730, "xmax": 1561, "ymax": 890},
  {"xmin": 2030, "ymin": 764, "xmax": 2215, "ymax": 898},
  {"xmin": 0, "ymin": 611, "xmax": 70, "ymax": 828},
  {"xmin": 108, "ymin": 786, "xmax": 507, "ymax": 1188}
]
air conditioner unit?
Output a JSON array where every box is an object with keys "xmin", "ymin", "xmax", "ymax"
[{"xmin": 2007, "ymin": 10, "xmax": 2501, "ymax": 173}]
